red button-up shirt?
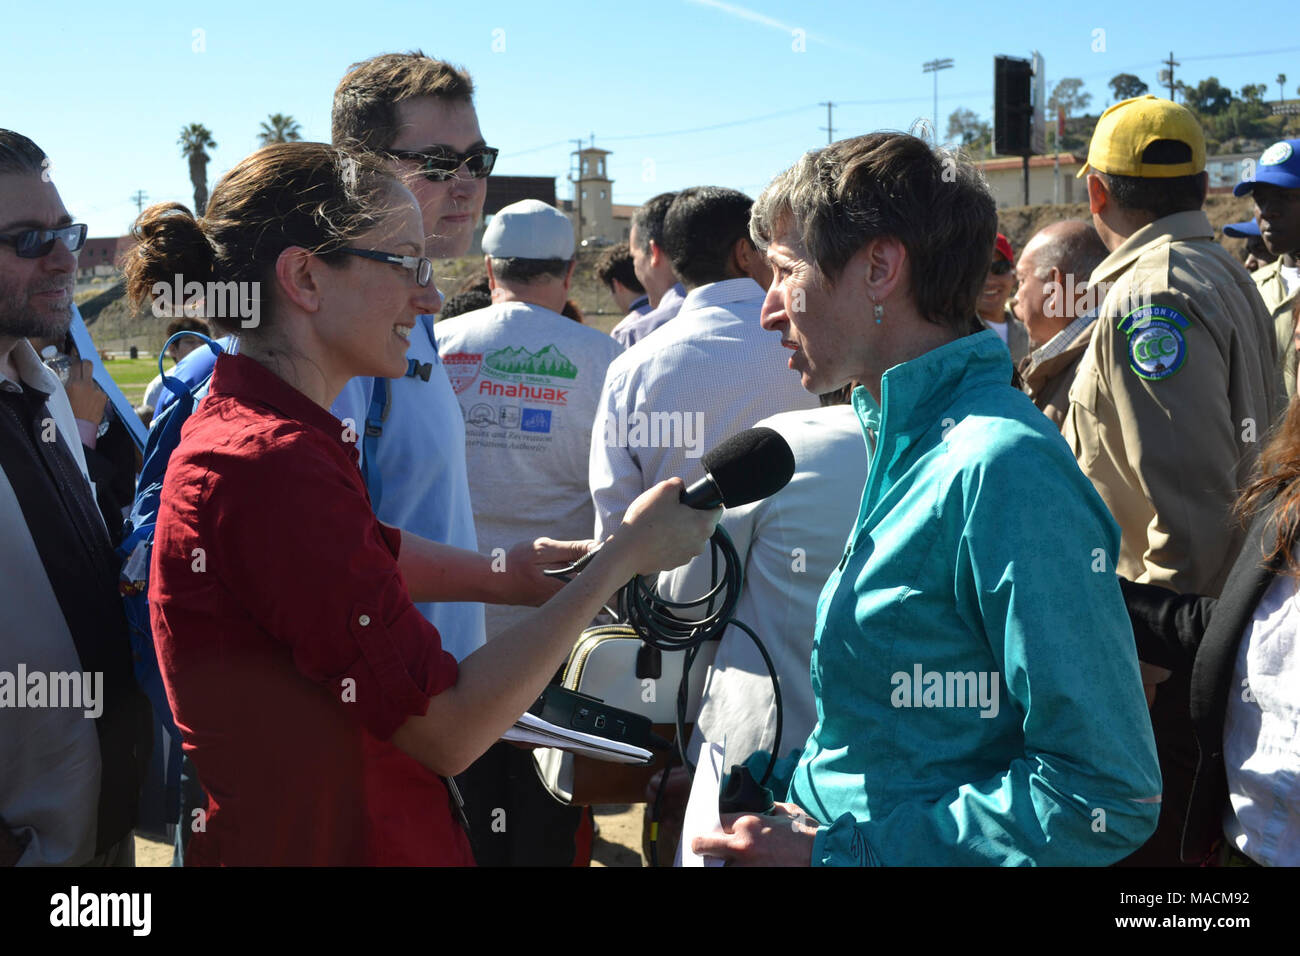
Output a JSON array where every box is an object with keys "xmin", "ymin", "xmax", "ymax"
[{"xmin": 150, "ymin": 353, "xmax": 474, "ymax": 865}]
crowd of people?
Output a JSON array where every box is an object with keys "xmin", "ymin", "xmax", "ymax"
[{"xmin": 2, "ymin": 48, "xmax": 1298, "ymax": 867}]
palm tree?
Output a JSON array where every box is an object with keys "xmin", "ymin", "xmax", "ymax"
[
  {"xmin": 1279, "ymin": 74, "xmax": 1288, "ymax": 106},
  {"xmin": 178, "ymin": 123, "xmax": 217, "ymax": 215},
  {"xmin": 257, "ymin": 113, "xmax": 303, "ymax": 146}
]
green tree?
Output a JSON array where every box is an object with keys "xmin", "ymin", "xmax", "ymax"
[
  {"xmin": 1240, "ymin": 83, "xmax": 1268, "ymax": 105},
  {"xmin": 1047, "ymin": 78, "xmax": 1092, "ymax": 119},
  {"xmin": 1180, "ymin": 77, "xmax": 1233, "ymax": 115},
  {"xmin": 947, "ymin": 107, "xmax": 991, "ymax": 154},
  {"xmin": 1108, "ymin": 73, "xmax": 1149, "ymax": 102},
  {"xmin": 257, "ymin": 113, "xmax": 303, "ymax": 146},
  {"xmin": 177, "ymin": 123, "xmax": 217, "ymax": 215}
]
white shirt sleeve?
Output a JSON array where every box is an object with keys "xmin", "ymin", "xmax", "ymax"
[{"xmin": 589, "ymin": 364, "xmax": 644, "ymax": 541}]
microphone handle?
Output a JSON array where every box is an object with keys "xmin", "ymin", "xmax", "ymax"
[{"xmin": 680, "ymin": 472, "xmax": 723, "ymax": 510}]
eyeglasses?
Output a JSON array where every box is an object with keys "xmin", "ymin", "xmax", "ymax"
[
  {"xmin": 0, "ymin": 223, "xmax": 88, "ymax": 258},
  {"xmin": 341, "ymin": 247, "xmax": 434, "ymax": 287},
  {"xmin": 989, "ymin": 259, "xmax": 1013, "ymax": 276},
  {"xmin": 383, "ymin": 145, "xmax": 498, "ymax": 182}
]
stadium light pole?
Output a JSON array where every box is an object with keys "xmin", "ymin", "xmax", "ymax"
[{"xmin": 923, "ymin": 58, "xmax": 954, "ymax": 140}]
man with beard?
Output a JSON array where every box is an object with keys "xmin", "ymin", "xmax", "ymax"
[{"xmin": 0, "ymin": 129, "xmax": 150, "ymax": 865}]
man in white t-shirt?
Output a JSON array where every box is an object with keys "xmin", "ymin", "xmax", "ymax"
[
  {"xmin": 436, "ymin": 200, "xmax": 622, "ymax": 640},
  {"xmin": 435, "ymin": 198, "xmax": 622, "ymax": 866}
]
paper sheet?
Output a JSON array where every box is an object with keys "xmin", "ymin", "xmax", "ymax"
[
  {"xmin": 676, "ymin": 740, "xmax": 726, "ymax": 867},
  {"xmin": 502, "ymin": 711, "xmax": 653, "ymax": 765}
]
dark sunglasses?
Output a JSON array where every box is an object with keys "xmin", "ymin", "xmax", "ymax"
[
  {"xmin": 341, "ymin": 247, "xmax": 434, "ymax": 287},
  {"xmin": 383, "ymin": 145, "xmax": 498, "ymax": 182},
  {"xmin": 0, "ymin": 223, "xmax": 88, "ymax": 258},
  {"xmin": 989, "ymin": 259, "xmax": 1013, "ymax": 276}
]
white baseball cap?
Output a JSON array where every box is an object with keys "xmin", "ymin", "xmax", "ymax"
[{"xmin": 482, "ymin": 199, "xmax": 575, "ymax": 259}]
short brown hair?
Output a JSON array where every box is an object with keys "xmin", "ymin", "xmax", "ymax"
[
  {"xmin": 332, "ymin": 51, "xmax": 474, "ymax": 151},
  {"xmin": 751, "ymin": 133, "xmax": 996, "ymax": 332},
  {"xmin": 594, "ymin": 242, "xmax": 643, "ymax": 294},
  {"xmin": 124, "ymin": 143, "xmax": 399, "ymax": 336}
]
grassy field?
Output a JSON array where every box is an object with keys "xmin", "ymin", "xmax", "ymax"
[{"xmin": 104, "ymin": 356, "xmax": 168, "ymax": 407}]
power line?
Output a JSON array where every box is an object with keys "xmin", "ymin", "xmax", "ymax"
[
  {"xmin": 819, "ymin": 101, "xmax": 835, "ymax": 144},
  {"xmin": 599, "ymin": 104, "xmax": 817, "ymax": 142}
]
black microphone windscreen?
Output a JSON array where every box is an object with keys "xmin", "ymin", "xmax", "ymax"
[{"xmin": 701, "ymin": 426, "xmax": 795, "ymax": 508}]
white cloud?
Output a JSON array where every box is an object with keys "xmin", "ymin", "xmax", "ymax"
[{"xmin": 685, "ymin": 0, "xmax": 853, "ymax": 51}]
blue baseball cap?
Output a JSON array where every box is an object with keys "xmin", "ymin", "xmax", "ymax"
[
  {"xmin": 1234, "ymin": 139, "xmax": 1300, "ymax": 196},
  {"xmin": 1223, "ymin": 219, "xmax": 1261, "ymax": 238}
]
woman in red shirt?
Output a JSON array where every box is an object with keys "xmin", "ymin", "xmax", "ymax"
[{"xmin": 127, "ymin": 143, "xmax": 718, "ymax": 865}]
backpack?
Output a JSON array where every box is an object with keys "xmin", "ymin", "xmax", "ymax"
[{"xmin": 117, "ymin": 331, "xmax": 224, "ymax": 835}]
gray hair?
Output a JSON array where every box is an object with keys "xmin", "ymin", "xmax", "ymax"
[
  {"xmin": 750, "ymin": 132, "xmax": 997, "ymax": 331},
  {"xmin": 1023, "ymin": 220, "xmax": 1108, "ymax": 286}
]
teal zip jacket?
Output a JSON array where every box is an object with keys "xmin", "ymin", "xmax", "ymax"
[{"xmin": 787, "ymin": 330, "xmax": 1161, "ymax": 866}]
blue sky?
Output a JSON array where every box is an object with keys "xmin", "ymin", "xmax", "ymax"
[{"xmin": 3, "ymin": 0, "xmax": 1297, "ymax": 238}]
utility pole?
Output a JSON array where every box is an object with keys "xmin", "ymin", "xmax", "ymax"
[
  {"xmin": 130, "ymin": 190, "xmax": 147, "ymax": 215},
  {"xmin": 922, "ymin": 58, "xmax": 954, "ymax": 141},
  {"xmin": 819, "ymin": 101, "xmax": 835, "ymax": 144},
  {"xmin": 569, "ymin": 138, "xmax": 584, "ymax": 242},
  {"xmin": 1163, "ymin": 51, "xmax": 1179, "ymax": 100}
]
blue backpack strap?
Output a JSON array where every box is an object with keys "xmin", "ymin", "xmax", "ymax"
[
  {"xmin": 360, "ymin": 316, "xmax": 439, "ymax": 510},
  {"xmin": 362, "ymin": 376, "xmax": 389, "ymax": 511},
  {"xmin": 418, "ymin": 313, "xmax": 438, "ymax": 356}
]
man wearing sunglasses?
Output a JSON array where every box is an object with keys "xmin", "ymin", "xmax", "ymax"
[
  {"xmin": 329, "ymin": 53, "xmax": 599, "ymax": 866},
  {"xmin": 977, "ymin": 233, "xmax": 1029, "ymax": 364},
  {"xmin": 0, "ymin": 129, "xmax": 151, "ymax": 866}
]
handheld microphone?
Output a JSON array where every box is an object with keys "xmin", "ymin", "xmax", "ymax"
[
  {"xmin": 548, "ymin": 427, "xmax": 796, "ymax": 579},
  {"xmin": 680, "ymin": 426, "xmax": 796, "ymax": 509}
]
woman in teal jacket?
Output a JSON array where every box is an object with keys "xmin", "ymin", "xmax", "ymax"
[{"xmin": 693, "ymin": 132, "xmax": 1162, "ymax": 866}]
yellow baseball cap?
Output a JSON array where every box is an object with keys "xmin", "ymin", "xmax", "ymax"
[{"xmin": 1076, "ymin": 95, "xmax": 1205, "ymax": 179}]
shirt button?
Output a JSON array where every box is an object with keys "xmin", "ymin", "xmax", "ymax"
[{"xmin": 359, "ymin": 614, "xmax": 371, "ymax": 626}]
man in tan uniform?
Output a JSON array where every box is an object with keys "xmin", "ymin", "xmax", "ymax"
[
  {"xmin": 1063, "ymin": 95, "xmax": 1280, "ymax": 865},
  {"xmin": 1234, "ymin": 139, "xmax": 1300, "ymax": 398}
]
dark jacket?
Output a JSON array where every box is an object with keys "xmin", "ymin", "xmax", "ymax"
[
  {"xmin": 1119, "ymin": 498, "xmax": 1287, "ymax": 862},
  {"xmin": 1017, "ymin": 320, "xmax": 1094, "ymax": 429}
]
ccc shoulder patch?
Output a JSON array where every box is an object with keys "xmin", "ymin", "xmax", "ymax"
[{"xmin": 1117, "ymin": 304, "xmax": 1189, "ymax": 381}]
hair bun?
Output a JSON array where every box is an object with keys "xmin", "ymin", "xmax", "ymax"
[{"xmin": 123, "ymin": 202, "xmax": 217, "ymax": 317}]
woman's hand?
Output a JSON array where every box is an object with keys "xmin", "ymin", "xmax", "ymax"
[
  {"xmin": 691, "ymin": 801, "xmax": 820, "ymax": 866},
  {"xmin": 501, "ymin": 537, "xmax": 598, "ymax": 606},
  {"xmin": 607, "ymin": 478, "xmax": 721, "ymax": 578}
]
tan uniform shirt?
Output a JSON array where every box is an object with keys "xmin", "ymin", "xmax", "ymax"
[
  {"xmin": 1251, "ymin": 257, "xmax": 1299, "ymax": 399},
  {"xmin": 1062, "ymin": 210, "xmax": 1279, "ymax": 597}
]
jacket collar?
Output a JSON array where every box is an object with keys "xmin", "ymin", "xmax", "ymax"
[
  {"xmin": 1090, "ymin": 210, "xmax": 1213, "ymax": 286},
  {"xmin": 853, "ymin": 329, "xmax": 1012, "ymax": 469},
  {"xmin": 208, "ymin": 352, "xmax": 354, "ymax": 457}
]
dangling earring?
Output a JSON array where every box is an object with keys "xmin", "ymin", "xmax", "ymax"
[{"xmin": 873, "ymin": 303, "xmax": 884, "ymax": 324}]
